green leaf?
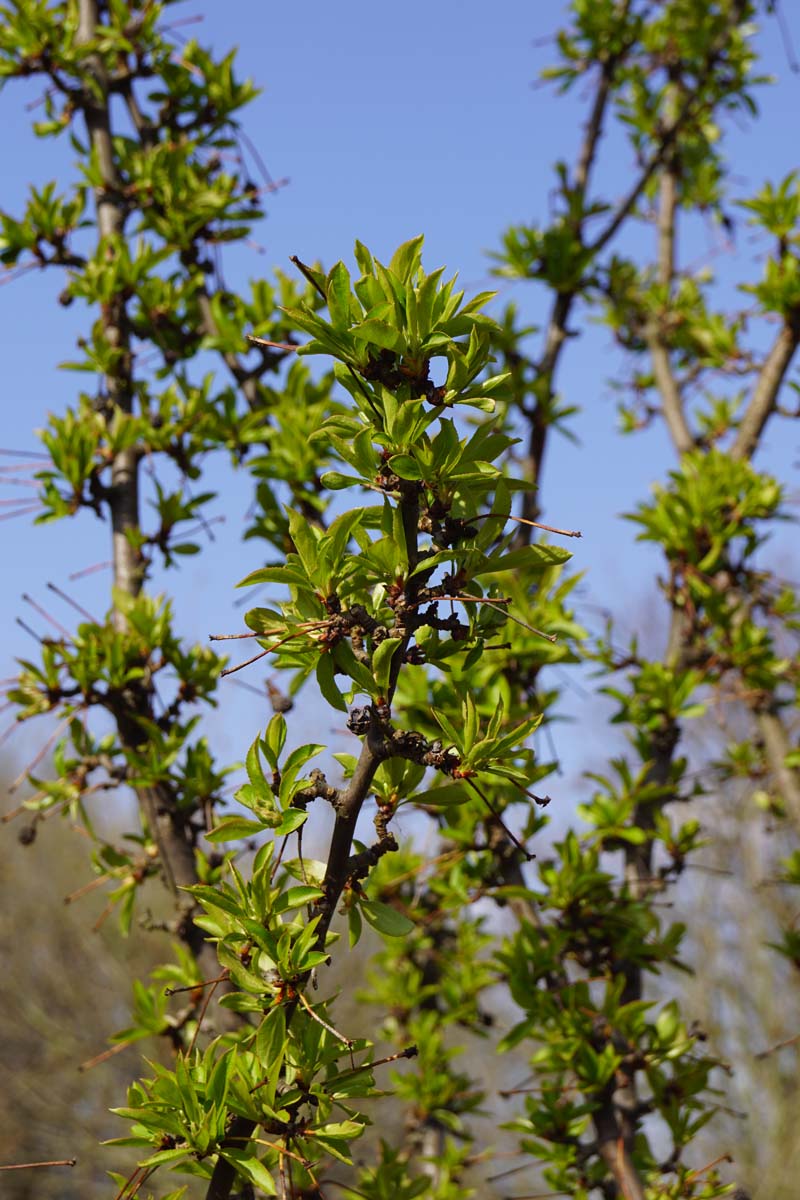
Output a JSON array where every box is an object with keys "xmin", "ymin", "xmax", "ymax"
[
  {"xmin": 288, "ymin": 508, "xmax": 320, "ymax": 579},
  {"xmin": 347, "ymin": 902, "xmax": 363, "ymax": 948},
  {"xmin": 389, "ymin": 454, "xmax": 423, "ymax": 480},
  {"xmin": 264, "ymin": 713, "xmax": 287, "ymax": 766},
  {"xmin": 389, "ymin": 234, "xmax": 424, "ymax": 282},
  {"xmin": 333, "ymin": 640, "xmax": 377, "ymax": 694},
  {"xmin": 141, "ymin": 1147, "xmax": 193, "ymax": 1168},
  {"xmin": 272, "ymin": 807, "xmax": 308, "ymax": 836},
  {"xmin": 219, "ymin": 1150, "xmax": 277, "ymax": 1194},
  {"xmin": 256, "ymin": 1005, "xmax": 287, "ymax": 1069},
  {"xmin": 316, "ymin": 653, "xmax": 348, "ymax": 712},
  {"xmin": 413, "ymin": 782, "xmax": 468, "ymax": 807},
  {"xmin": 354, "ymin": 318, "xmax": 404, "ymax": 352},
  {"xmin": 276, "ymin": 885, "xmax": 324, "ymax": 911},
  {"xmin": 372, "ymin": 637, "xmax": 402, "ymax": 694},
  {"xmin": 484, "ymin": 543, "xmax": 571, "ymax": 575},
  {"xmin": 246, "ymin": 737, "xmax": 271, "ymax": 794},
  {"xmin": 237, "ymin": 564, "xmax": 310, "ymax": 589},
  {"xmin": 360, "ymin": 899, "xmax": 415, "ymax": 937},
  {"xmin": 326, "ymin": 261, "xmax": 353, "ymax": 330},
  {"xmin": 206, "ymin": 815, "xmax": 269, "ymax": 842},
  {"xmin": 319, "ymin": 470, "xmax": 364, "ymax": 490},
  {"xmin": 354, "ymin": 239, "xmax": 374, "ymax": 274}
]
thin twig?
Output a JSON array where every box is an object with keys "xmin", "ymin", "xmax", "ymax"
[
  {"xmin": 0, "ymin": 504, "xmax": 42, "ymax": 522},
  {"xmin": 0, "ymin": 1159, "xmax": 77, "ymax": 1171},
  {"xmin": 0, "ymin": 719, "xmax": 22, "ymax": 749},
  {"xmin": 165, "ymin": 971, "xmax": 229, "ymax": 997},
  {"xmin": 772, "ymin": 0, "xmax": 800, "ymax": 73},
  {"xmin": 465, "ymin": 778, "xmax": 534, "ymax": 861},
  {"xmin": 289, "ymin": 255, "xmax": 327, "ymax": 301},
  {"xmin": 188, "ymin": 976, "xmax": 222, "ymax": 1054},
  {"xmin": 227, "ymin": 1137, "xmax": 312, "ymax": 1172},
  {"xmin": 220, "ymin": 648, "xmax": 271, "ymax": 677},
  {"xmin": 219, "ymin": 622, "xmax": 330, "ymax": 675},
  {"xmin": 683, "ymin": 1154, "xmax": 733, "ymax": 1183},
  {"xmin": 246, "ymin": 334, "xmax": 298, "ymax": 352},
  {"xmin": 64, "ymin": 872, "xmax": 112, "ymax": 905},
  {"xmin": 79, "ymin": 1040, "xmax": 131, "ymax": 1073},
  {"xmin": 8, "ymin": 714, "xmax": 73, "ymax": 794},
  {"xmin": 236, "ymin": 125, "xmax": 277, "ymax": 187},
  {"xmin": 754, "ymin": 1030, "xmax": 800, "ymax": 1061},
  {"xmin": 69, "ymin": 560, "xmax": 112, "ymax": 580},
  {"xmin": 22, "ymin": 592, "xmax": 72, "ymax": 639},
  {"xmin": 47, "ymin": 580, "xmax": 98, "ymax": 624},
  {"xmin": 478, "ymin": 596, "xmax": 558, "ymax": 642},
  {"xmin": 475, "ymin": 511, "xmax": 582, "ymax": 538},
  {"xmin": 294, "ymin": 989, "xmax": 355, "ymax": 1068},
  {"xmin": 410, "ymin": 593, "xmax": 558, "ymax": 642}
]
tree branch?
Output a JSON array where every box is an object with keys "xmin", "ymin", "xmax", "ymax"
[
  {"xmin": 731, "ymin": 310, "xmax": 800, "ymax": 460},
  {"xmin": 193, "ymin": 280, "xmax": 275, "ymax": 412},
  {"xmin": 756, "ymin": 705, "xmax": 800, "ymax": 831},
  {"xmin": 645, "ymin": 135, "xmax": 695, "ymax": 456},
  {"xmin": 75, "ymin": 0, "xmax": 237, "ymax": 1012},
  {"xmin": 519, "ymin": 39, "xmax": 623, "ymax": 529},
  {"xmin": 205, "ymin": 475, "xmax": 422, "ymax": 1200},
  {"xmin": 587, "ymin": 0, "xmax": 748, "ymax": 260},
  {"xmin": 656, "ymin": 151, "xmax": 677, "ymax": 286},
  {"xmin": 519, "ymin": 1, "xmax": 746, "ymax": 531},
  {"xmin": 76, "ymin": 0, "xmax": 141, "ymax": 608},
  {"xmin": 646, "ymin": 333, "xmax": 695, "ymax": 456},
  {"xmin": 595, "ymin": 1110, "xmax": 647, "ymax": 1200}
]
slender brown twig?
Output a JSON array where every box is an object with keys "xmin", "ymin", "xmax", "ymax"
[
  {"xmin": 0, "ymin": 1159, "xmax": 77, "ymax": 1171},
  {"xmin": 79, "ymin": 1040, "xmax": 131, "ymax": 1073},
  {"xmin": 246, "ymin": 334, "xmax": 299, "ymax": 352},
  {"xmin": 187, "ymin": 976, "xmax": 223, "ymax": 1054},
  {"xmin": 165, "ymin": 972, "xmax": 229, "ymax": 997},
  {"xmin": 465, "ymin": 778, "xmax": 534, "ymax": 861},
  {"xmin": 754, "ymin": 1030, "xmax": 800, "ymax": 1061},
  {"xmin": 46, "ymin": 580, "xmax": 98, "ymax": 624}
]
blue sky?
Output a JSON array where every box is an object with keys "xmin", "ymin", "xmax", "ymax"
[{"xmin": 1, "ymin": 2, "xmax": 799, "ymax": 810}]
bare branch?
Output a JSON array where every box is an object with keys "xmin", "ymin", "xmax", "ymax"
[
  {"xmin": 204, "ymin": 479, "xmax": 424, "ymax": 1200},
  {"xmin": 646, "ymin": 333, "xmax": 695, "ymax": 455},
  {"xmin": 588, "ymin": 1, "xmax": 749, "ymax": 260},
  {"xmin": 194, "ymin": 283, "xmax": 268, "ymax": 411},
  {"xmin": 643, "ymin": 109, "xmax": 696, "ymax": 456},
  {"xmin": 731, "ymin": 312, "xmax": 800, "ymax": 460},
  {"xmin": 519, "ymin": 3, "xmax": 632, "ymax": 528},
  {"xmin": 0, "ymin": 1159, "xmax": 76, "ymax": 1171},
  {"xmin": 756, "ymin": 706, "xmax": 800, "ymax": 832},
  {"xmin": 75, "ymin": 0, "xmax": 239, "ymax": 1015},
  {"xmin": 656, "ymin": 160, "xmax": 677, "ymax": 286},
  {"xmin": 596, "ymin": 1123, "xmax": 647, "ymax": 1200}
]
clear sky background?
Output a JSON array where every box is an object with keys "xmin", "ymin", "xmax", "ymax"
[{"xmin": 2, "ymin": 2, "xmax": 799, "ymax": 813}]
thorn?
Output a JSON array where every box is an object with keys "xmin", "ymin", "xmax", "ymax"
[
  {"xmin": 22, "ymin": 593, "xmax": 71, "ymax": 639},
  {"xmin": 69, "ymin": 560, "xmax": 112, "ymax": 580},
  {"xmin": 0, "ymin": 504, "xmax": 42, "ymax": 522},
  {"xmin": 8, "ymin": 714, "xmax": 73, "ymax": 793},
  {"xmin": 15, "ymin": 616, "xmax": 44, "ymax": 644},
  {"xmin": 46, "ymin": 581, "xmax": 97, "ymax": 624},
  {"xmin": 0, "ymin": 447, "xmax": 49, "ymax": 459}
]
